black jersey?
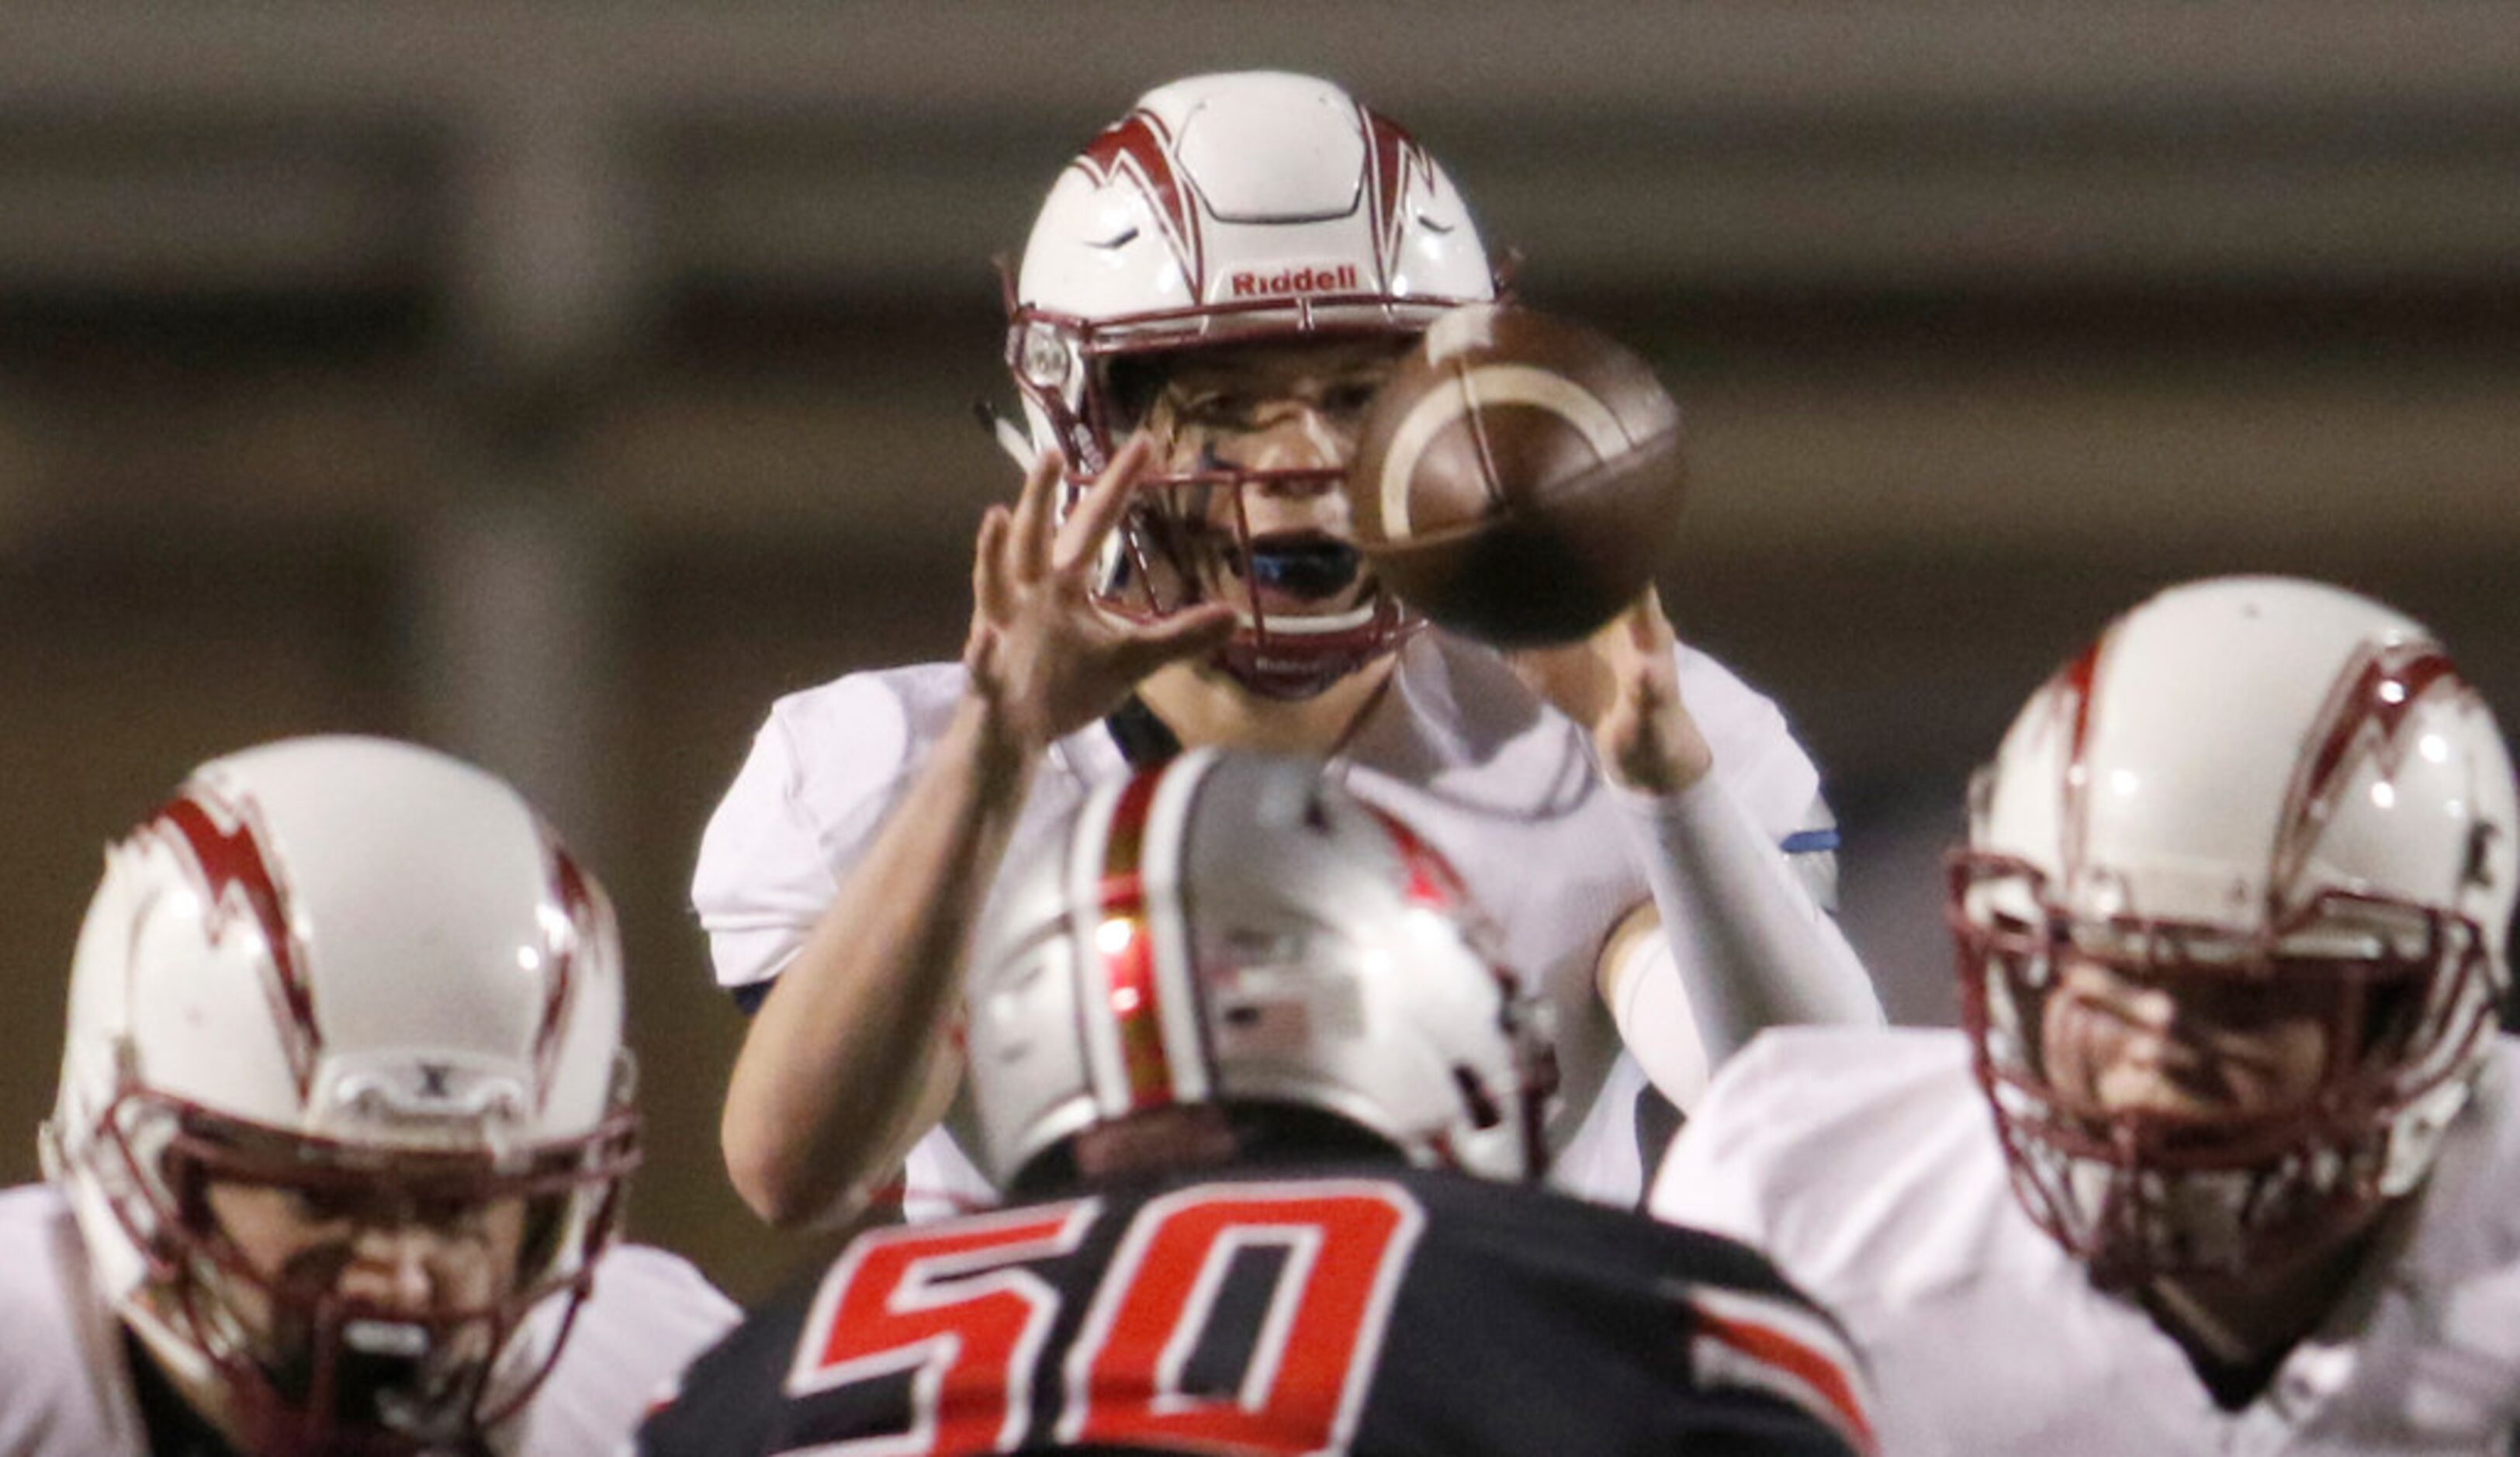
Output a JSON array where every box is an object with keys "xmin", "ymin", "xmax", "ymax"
[{"xmin": 639, "ymin": 1163, "xmax": 1873, "ymax": 1456}]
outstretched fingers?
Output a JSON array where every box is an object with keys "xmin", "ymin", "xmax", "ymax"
[
  {"xmin": 1627, "ymin": 584, "xmax": 1676, "ymax": 652},
  {"xmin": 1007, "ymin": 446, "xmax": 1064, "ymax": 583},
  {"xmin": 1053, "ymin": 434, "xmax": 1154, "ymax": 575},
  {"xmin": 971, "ymin": 504, "xmax": 1015, "ymax": 625},
  {"xmin": 1624, "ymin": 586, "xmax": 1681, "ymax": 704}
]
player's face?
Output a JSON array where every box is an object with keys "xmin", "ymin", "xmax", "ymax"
[
  {"xmin": 1134, "ymin": 337, "xmax": 1407, "ymax": 623},
  {"xmin": 208, "ymin": 1176, "xmax": 528, "ymax": 1312},
  {"xmin": 2037, "ymin": 955, "xmax": 2337, "ymax": 1123},
  {"xmin": 202, "ymin": 1175, "xmax": 529, "ymax": 1424}
]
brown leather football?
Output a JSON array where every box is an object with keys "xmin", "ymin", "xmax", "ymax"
[{"xmin": 1348, "ymin": 303, "xmax": 1686, "ymax": 646}]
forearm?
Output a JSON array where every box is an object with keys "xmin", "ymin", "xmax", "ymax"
[
  {"xmin": 720, "ymin": 696, "xmax": 1033, "ymax": 1227},
  {"xmin": 1611, "ymin": 775, "xmax": 1881, "ymax": 1069}
]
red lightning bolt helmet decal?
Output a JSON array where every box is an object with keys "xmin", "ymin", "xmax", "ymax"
[
  {"xmin": 2051, "ymin": 636, "xmax": 2108, "ymax": 887},
  {"xmin": 1359, "ymin": 106, "xmax": 1438, "ymax": 290},
  {"xmin": 2270, "ymin": 638, "xmax": 2464, "ymax": 911},
  {"xmin": 535, "ymin": 834, "xmax": 599, "ymax": 1108},
  {"xmin": 153, "ymin": 788, "xmax": 321, "ymax": 1095},
  {"xmin": 1071, "ymin": 109, "xmax": 1205, "ymax": 300}
]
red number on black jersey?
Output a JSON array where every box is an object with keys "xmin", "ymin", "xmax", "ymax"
[
  {"xmin": 1059, "ymin": 1182, "xmax": 1424, "ymax": 1454},
  {"xmin": 786, "ymin": 1201, "xmax": 1096, "ymax": 1453},
  {"xmin": 782, "ymin": 1182, "xmax": 1422, "ymax": 1455}
]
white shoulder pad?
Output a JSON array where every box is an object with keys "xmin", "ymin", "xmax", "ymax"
[{"xmin": 691, "ymin": 665, "xmax": 968, "ymax": 992}]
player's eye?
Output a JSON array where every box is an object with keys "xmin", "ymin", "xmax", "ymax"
[
  {"xmin": 288, "ymin": 1185, "xmax": 366, "ymax": 1225},
  {"xmin": 1179, "ymin": 391, "xmax": 1253, "ymax": 427},
  {"xmin": 413, "ymin": 1192, "xmax": 486, "ymax": 1232},
  {"xmin": 1321, "ymin": 379, "xmax": 1382, "ymax": 418}
]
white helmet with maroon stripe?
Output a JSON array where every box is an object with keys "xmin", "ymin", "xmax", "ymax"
[
  {"xmin": 1004, "ymin": 71, "xmax": 1497, "ymax": 698},
  {"xmin": 42, "ymin": 735, "xmax": 635, "ymax": 1453},
  {"xmin": 1951, "ymin": 576, "xmax": 2518, "ymax": 1280},
  {"xmin": 965, "ymin": 749, "xmax": 1552, "ymax": 1187}
]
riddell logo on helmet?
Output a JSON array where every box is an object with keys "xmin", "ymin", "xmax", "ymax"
[{"xmin": 1227, "ymin": 264, "xmax": 1361, "ymax": 299}]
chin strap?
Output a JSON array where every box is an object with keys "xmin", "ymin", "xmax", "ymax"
[
  {"xmin": 1212, "ymin": 600, "xmax": 1416, "ymax": 701},
  {"xmin": 974, "ymin": 400, "xmax": 1038, "ymax": 471},
  {"xmin": 1213, "ymin": 649, "xmax": 1355, "ymax": 701}
]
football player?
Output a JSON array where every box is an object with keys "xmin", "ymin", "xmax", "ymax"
[
  {"xmin": 2, "ymin": 737, "xmax": 736, "ymax": 1455},
  {"xmin": 1652, "ymin": 576, "xmax": 2520, "ymax": 1453},
  {"xmin": 646, "ymin": 751, "xmax": 1877, "ymax": 1456},
  {"xmin": 695, "ymin": 69, "xmax": 1880, "ymax": 1232}
]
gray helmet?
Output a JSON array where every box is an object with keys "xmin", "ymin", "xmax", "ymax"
[{"xmin": 966, "ymin": 749, "xmax": 1552, "ymax": 1187}]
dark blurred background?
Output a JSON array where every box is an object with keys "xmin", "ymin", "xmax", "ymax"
[{"xmin": 5, "ymin": 2, "xmax": 2517, "ymax": 1300}]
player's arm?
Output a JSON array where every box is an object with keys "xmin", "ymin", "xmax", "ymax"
[
  {"xmin": 1514, "ymin": 591, "xmax": 1880, "ymax": 1095},
  {"xmin": 717, "ymin": 700, "xmax": 1023, "ymax": 1227},
  {"xmin": 718, "ymin": 441, "xmax": 1233, "ymax": 1228},
  {"xmin": 1591, "ymin": 770, "xmax": 1878, "ymax": 1088}
]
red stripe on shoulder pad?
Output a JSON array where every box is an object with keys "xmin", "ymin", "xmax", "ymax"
[{"xmin": 1688, "ymin": 1286, "xmax": 1877, "ymax": 1455}]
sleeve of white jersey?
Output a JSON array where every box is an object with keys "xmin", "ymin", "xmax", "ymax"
[
  {"xmin": 689, "ymin": 675, "xmax": 926, "ymax": 996},
  {"xmin": 1601, "ymin": 647, "xmax": 1876, "ymax": 1116},
  {"xmin": 1676, "ymin": 644, "xmax": 1840, "ymax": 906},
  {"xmin": 531, "ymin": 1244, "xmax": 739, "ymax": 1454}
]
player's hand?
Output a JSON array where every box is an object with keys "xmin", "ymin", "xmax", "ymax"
[
  {"xmin": 962, "ymin": 437, "xmax": 1237, "ymax": 751},
  {"xmin": 1504, "ymin": 587, "xmax": 1714, "ymax": 796}
]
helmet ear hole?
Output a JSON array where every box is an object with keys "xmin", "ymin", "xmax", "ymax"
[
  {"xmin": 2353, "ymin": 977, "xmax": 2428, "ymax": 1067},
  {"xmin": 2463, "ymin": 819, "xmax": 2498, "ymax": 891},
  {"xmin": 1452, "ymin": 1067, "xmax": 1503, "ymax": 1130},
  {"xmin": 515, "ymin": 1193, "xmax": 572, "ymax": 1282},
  {"xmin": 169, "ymin": 1152, "xmax": 216, "ymax": 1237}
]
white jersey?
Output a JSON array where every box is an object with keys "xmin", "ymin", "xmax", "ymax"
[
  {"xmin": 694, "ymin": 628, "xmax": 1837, "ymax": 1216},
  {"xmin": 1651, "ymin": 1028, "xmax": 2520, "ymax": 1456},
  {"xmin": 0, "ymin": 1182, "xmax": 738, "ymax": 1456}
]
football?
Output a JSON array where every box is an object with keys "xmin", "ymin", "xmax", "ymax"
[{"xmin": 1347, "ymin": 303, "xmax": 1687, "ymax": 646}]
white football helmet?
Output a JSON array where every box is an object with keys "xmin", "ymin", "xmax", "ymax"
[
  {"xmin": 965, "ymin": 749, "xmax": 1555, "ymax": 1188},
  {"xmin": 1003, "ymin": 71, "xmax": 1498, "ymax": 698},
  {"xmin": 42, "ymin": 735, "xmax": 636, "ymax": 1453},
  {"xmin": 1951, "ymin": 576, "xmax": 2518, "ymax": 1281}
]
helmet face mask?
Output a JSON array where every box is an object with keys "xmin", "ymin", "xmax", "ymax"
[
  {"xmin": 1952, "ymin": 851, "xmax": 2496, "ymax": 1286},
  {"xmin": 1004, "ymin": 71, "xmax": 1498, "ymax": 698},
  {"xmin": 1948, "ymin": 577, "xmax": 2518, "ymax": 1286},
  {"xmin": 1094, "ymin": 335, "xmax": 1417, "ymax": 699},
  {"xmin": 78, "ymin": 1089, "xmax": 635, "ymax": 1454},
  {"xmin": 44, "ymin": 737, "xmax": 639, "ymax": 1455}
]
